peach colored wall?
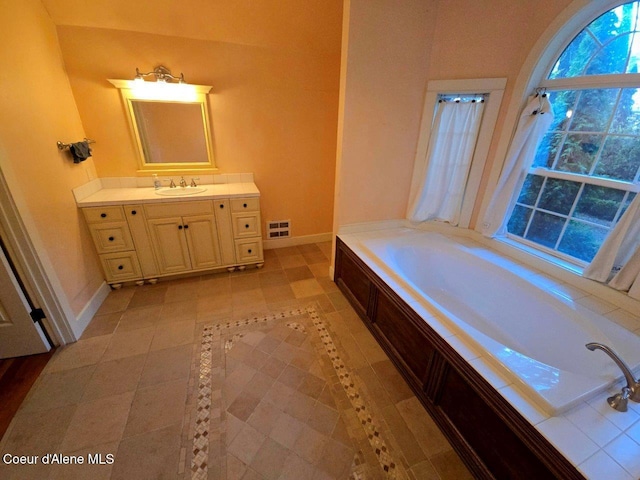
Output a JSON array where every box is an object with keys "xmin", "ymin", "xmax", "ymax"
[
  {"xmin": 56, "ymin": 20, "xmax": 341, "ymax": 238},
  {"xmin": 336, "ymin": 0, "xmax": 573, "ymax": 229},
  {"xmin": 0, "ymin": 0, "xmax": 103, "ymax": 316},
  {"xmin": 335, "ymin": 0, "xmax": 437, "ymax": 227}
]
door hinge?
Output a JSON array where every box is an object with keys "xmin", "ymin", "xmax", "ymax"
[{"xmin": 30, "ymin": 308, "xmax": 46, "ymax": 322}]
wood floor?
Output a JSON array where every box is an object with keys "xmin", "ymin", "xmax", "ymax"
[{"xmin": 0, "ymin": 351, "xmax": 55, "ymax": 439}]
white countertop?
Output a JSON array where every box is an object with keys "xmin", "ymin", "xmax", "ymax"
[{"xmin": 75, "ymin": 182, "xmax": 260, "ymax": 207}]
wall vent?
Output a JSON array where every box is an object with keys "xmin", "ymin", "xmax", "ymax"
[{"xmin": 267, "ymin": 220, "xmax": 291, "ymax": 238}]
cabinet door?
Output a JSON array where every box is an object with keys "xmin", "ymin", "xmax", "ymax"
[
  {"xmin": 214, "ymin": 200, "xmax": 236, "ymax": 265},
  {"xmin": 183, "ymin": 214, "xmax": 222, "ymax": 270},
  {"xmin": 148, "ymin": 217, "xmax": 191, "ymax": 274},
  {"xmin": 125, "ymin": 205, "xmax": 159, "ymax": 277}
]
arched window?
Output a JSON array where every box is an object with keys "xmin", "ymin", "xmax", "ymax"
[{"xmin": 506, "ymin": 2, "xmax": 640, "ymax": 264}]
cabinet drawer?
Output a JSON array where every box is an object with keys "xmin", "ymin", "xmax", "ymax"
[
  {"xmin": 83, "ymin": 206, "xmax": 125, "ymax": 224},
  {"xmin": 144, "ymin": 201, "xmax": 213, "ymax": 219},
  {"xmin": 234, "ymin": 238, "xmax": 263, "ymax": 263},
  {"xmin": 230, "ymin": 197, "xmax": 260, "ymax": 213},
  {"xmin": 99, "ymin": 251, "xmax": 142, "ymax": 282},
  {"xmin": 89, "ymin": 223, "xmax": 134, "ymax": 253},
  {"xmin": 231, "ymin": 213, "xmax": 261, "ymax": 238}
]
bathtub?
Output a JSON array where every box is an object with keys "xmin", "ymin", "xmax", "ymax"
[{"xmin": 353, "ymin": 228, "xmax": 640, "ymax": 415}]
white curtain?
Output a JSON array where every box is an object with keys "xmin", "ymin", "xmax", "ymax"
[
  {"xmin": 406, "ymin": 100, "xmax": 484, "ymax": 225},
  {"xmin": 482, "ymin": 95, "xmax": 554, "ymax": 237},
  {"xmin": 583, "ymin": 193, "xmax": 640, "ymax": 299}
]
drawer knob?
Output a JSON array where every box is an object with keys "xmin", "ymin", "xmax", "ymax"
[
  {"xmin": 243, "ymin": 203, "xmax": 247, "ymax": 208},
  {"xmin": 248, "ymin": 249, "xmax": 252, "ymax": 254},
  {"xmin": 245, "ymin": 224, "xmax": 249, "ymax": 229},
  {"xmin": 108, "ymin": 236, "xmax": 115, "ymax": 242},
  {"xmin": 184, "ymin": 225, "xmax": 189, "ymax": 229},
  {"xmin": 100, "ymin": 213, "xmax": 107, "ymax": 218},
  {"xmin": 118, "ymin": 265, "xmax": 124, "ymax": 270},
  {"xmin": 131, "ymin": 210, "xmax": 137, "ymax": 215},
  {"xmin": 219, "ymin": 204, "xmax": 224, "ymax": 209},
  {"xmin": 178, "ymin": 225, "xmax": 183, "ymax": 230}
]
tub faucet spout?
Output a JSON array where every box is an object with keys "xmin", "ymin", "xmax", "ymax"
[{"xmin": 586, "ymin": 342, "xmax": 640, "ymax": 404}]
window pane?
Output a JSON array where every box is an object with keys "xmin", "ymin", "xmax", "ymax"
[
  {"xmin": 588, "ymin": 6, "xmax": 633, "ymax": 44},
  {"xmin": 507, "ymin": 205, "xmax": 532, "ymax": 237},
  {"xmin": 549, "ymin": 30, "xmax": 598, "ymax": 79},
  {"xmin": 627, "ymin": 32, "xmax": 640, "ymax": 72},
  {"xmin": 555, "ymin": 134, "xmax": 602, "ymax": 174},
  {"xmin": 517, "ymin": 174, "xmax": 544, "ymax": 205},
  {"xmin": 533, "ymin": 133, "xmax": 563, "ymax": 168},
  {"xmin": 549, "ymin": 90, "xmax": 578, "ymax": 131},
  {"xmin": 594, "ymin": 136, "xmax": 640, "ymax": 181},
  {"xmin": 609, "ymin": 88, "xmax": 640, "ymax": 134},
  {"xmin": 558, "ymin": 220, "xmax": 609, "ymax": 262},
  {"xmin": 525, "ymin": 211, "xmax": 566, "ymax": 248},
  {"xmin": 585, "ymin": 35, "xmax": 632, "ymax": 75},
  {"xmin": 568, "ymin": 89, "xmax": 618, "ymax": 132},
  {"xmin": 573, "ymin": 184, "xmax": 626, "ymax": 226},
  {"xmin": 538, "ymin": 178, "xmax": 581, "ymax": 215}
]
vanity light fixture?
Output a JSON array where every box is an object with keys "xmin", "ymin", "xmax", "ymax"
[
  {"xmin": 110, "ymin": 65, "xmax": 203, "ymax": 102},
  {"xmin": 134, "ymin": 65, "xmax": 185, "ymax": 84}
]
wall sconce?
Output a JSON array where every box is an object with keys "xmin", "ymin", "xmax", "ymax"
[{"xmin": 134, "ymin": 65, "xmax": 185, "ymax": 84}]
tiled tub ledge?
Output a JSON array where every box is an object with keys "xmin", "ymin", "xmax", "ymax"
[{"xmin": 335, "ymin": 227, "xmax": 640, "ymax": 480}]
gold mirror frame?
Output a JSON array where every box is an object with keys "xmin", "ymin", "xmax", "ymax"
[{"xmin": 108, "ymin": 79, "xmax": 216, "ymax": 172}]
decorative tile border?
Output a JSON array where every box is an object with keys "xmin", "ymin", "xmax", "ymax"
[
  {"xmin": 191, "ymin": 324, "xmax": 215, "ymax": 480},
  {"xmin": 190, "ymin": 305, "xmax": 406, "ymax": 479},
  {"xmin": 305, "ymin": 306, "xmax": 406, "ymax": 479}
]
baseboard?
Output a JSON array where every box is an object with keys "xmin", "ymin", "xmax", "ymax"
[
  {"xmin": 264, "ymin": 232, "xmax": 332, "ymax": 250},
  {"xmin": 72, "ymin": 281, "xmax": 111, "ymax": 340}
]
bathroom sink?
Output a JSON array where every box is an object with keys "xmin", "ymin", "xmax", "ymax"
[{"xmin": 155, "ymin": 186, "xmax": 207, "ymax": 196}]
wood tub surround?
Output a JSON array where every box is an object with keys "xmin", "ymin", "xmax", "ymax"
[{"xmin": 334, "ymin": 237, "xmax": 584, "ymax": 480}]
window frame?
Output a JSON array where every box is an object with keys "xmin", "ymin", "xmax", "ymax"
[
  {"xmin": 409, "ymin": 78, "xmax": 506, "ymax": 228},
  {"xmin": 502, "ymin": 4, "xmax": 640, "ymax": 266}
]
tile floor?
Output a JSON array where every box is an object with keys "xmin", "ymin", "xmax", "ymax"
[{"xmin": 0, "ymin": 242, "xmax": 472, "ymax": 480}]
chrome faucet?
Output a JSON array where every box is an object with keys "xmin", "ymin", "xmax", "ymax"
[
  {"xmin": 586, "ymin": 342, "xmax": 640, "ymax": 411},
  {"xmin": 169, "ymin": 178, "xmax": 176, "ymax": 188},
  {"xmin": 179, "ymin": 176, "xmax": 187, "ymax": 188}
]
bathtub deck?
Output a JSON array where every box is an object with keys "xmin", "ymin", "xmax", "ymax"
[{"xmin": 337, "ymin": 226, "xmax": 640, "ymax": 480}]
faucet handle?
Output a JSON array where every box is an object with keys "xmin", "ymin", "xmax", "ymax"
[
  {"xmin": 608, "ymin": 387, "xmax": 631, "ymax": 412},
  {"xmin": 169, "ymin": 178, "xmax": 176, "ymax": 188},
  {"xmin": 190, "ymin": 177, "xmax": 200, "ymax": 187}
]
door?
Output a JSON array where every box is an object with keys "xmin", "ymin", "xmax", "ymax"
[
  {"xmin": 0, "ymin": 241, "xmax": 50, "ymax": 359},
  {"xmin": 147, "ymin": 217, "xmax": 191, "ymax": 274},
  {"xmin": 184, "ymin": 214, "xmax": 221, "ymax": 270}
]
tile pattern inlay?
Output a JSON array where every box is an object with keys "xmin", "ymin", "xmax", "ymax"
[{"xmin": 190, "ymin": 305, "xmax": 408, "ymax": 479}]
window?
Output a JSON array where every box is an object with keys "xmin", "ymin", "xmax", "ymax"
[
  {"xmin": 507, "ymin": 2, "xmax": 640, "ymax": 264},
  {"xmin": 409, "ymin": 78, "xmax": 506, "ymax": 228}
]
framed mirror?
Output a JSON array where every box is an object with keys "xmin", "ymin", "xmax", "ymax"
[{"xmin": 108, "ymin": 79, "xmax": 215, "ymax": 171}]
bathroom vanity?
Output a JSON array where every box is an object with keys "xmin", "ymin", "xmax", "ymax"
[{"xmin": 76, "ymin": 179, "xmax": 263, "ymax": 288}]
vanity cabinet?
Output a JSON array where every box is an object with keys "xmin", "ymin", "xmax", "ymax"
[
  {"xmin": 82, "ymin": 195, "xmax": 264, "ymax": 287},
  {"xmin": 82, "ymin": 206, "xmax": 143, "ymax": 285}
]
